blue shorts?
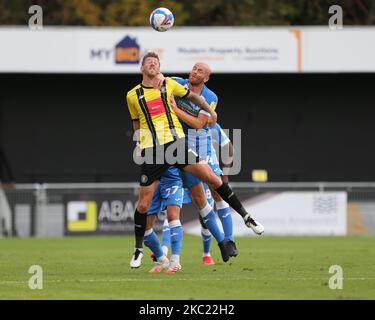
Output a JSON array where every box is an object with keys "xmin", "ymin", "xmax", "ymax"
[
  {"xmin": 148, "ymin": 182, "xmax": 184, "ymax": 215},
  {"xmin": 183, "ymin": 183, "xmax": 214, "ymax": 207}
]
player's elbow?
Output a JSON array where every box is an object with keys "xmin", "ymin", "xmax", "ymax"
[
  {"xmin": 195, "ymin": 114, "xmax": 209, "ymax": 129},
  {"xmin": 193, "ymin": 118, "xmax": 207, "ymax": 129},
  {"xmin": 190, "ymin": 121, "xmax": 203, "ymax": 129}
]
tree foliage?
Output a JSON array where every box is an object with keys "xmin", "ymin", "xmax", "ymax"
[{"xmin": 0, "ymin": 0, "xmax": 374, "ymax": 26}]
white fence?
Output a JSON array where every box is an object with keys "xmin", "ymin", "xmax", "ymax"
[{"xmin": 1, "ymin": 182, "xmax": 375, "ymax": 237}]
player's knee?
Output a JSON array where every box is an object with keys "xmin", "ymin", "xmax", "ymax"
[
  {"xmin": 205, "ymin": 172, "xmax": 222, "ymax": 189},
  {"xmin": 211, "ymin": 190, "xmax": 222, "ymax": 202},
  {"xmin": 199, "ymin": 168, "xmax": 220, "ymax": 186},
  {"xmin": 167, "ymin": 212, "xmax": 179, "ymax": 221},
  {"xmin": 166, "ymin": 205, "xmax": 180, "ymax": 221},
  {"xmin": 137, "ymin": 201, "xmax": 151, "ymax": 213},
  {"xmin": 196, "ymin": 170, "xmax": 211, "ymax": 185}
]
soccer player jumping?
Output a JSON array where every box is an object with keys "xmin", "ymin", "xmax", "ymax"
[{"xmin": 126, "ymin": 52, "xmax": 264, "ymax": 267}]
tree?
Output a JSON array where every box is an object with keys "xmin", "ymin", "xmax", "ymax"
[
  {"xmin": 103, "ymin": 0, "xmax": 188, "ymax": 26},
  {"xmin": 0, "ymin": 0, "xmax": 374, "ymax": 26},
  {"xmin": 44, "ymin": 0, "xmax": 102, "ymax": 26}
]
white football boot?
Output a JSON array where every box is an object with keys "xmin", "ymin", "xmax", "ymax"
[
  {"xmin": 130, "ymin": 248, "xmax": 144, "ymax": 268},
  {"xmin": 244, "ymin": 213, "xmax": 265, "ymax": 235}
]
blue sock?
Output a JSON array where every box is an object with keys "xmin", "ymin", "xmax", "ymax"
[
  {"xmin": 144, "ymin": 229, "xmax": 164, "ymax": 259},
  {"xmin": 201, "ymin": 227, "xmax": 212, "ymax": 255},
  {"xmin": 162, "ymin": 219, "xmax": 171, "ymax": 249},
  {"xmin": 216, "ymin": 201, "xmax": 234, "ymax": 242},
  {"xmin": 169, "ymin": 220, "xmax": 183, "ymax": 256},
  {"xmin": 200, "ymin": 203, "xmax": 224, "ymax": 243}
]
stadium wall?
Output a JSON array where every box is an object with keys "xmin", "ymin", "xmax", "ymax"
[{"xmin": 3, "ymin": 182, "xmax": 375, "ymax": 238}]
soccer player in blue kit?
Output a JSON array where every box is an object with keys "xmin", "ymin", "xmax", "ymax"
[
  {"xmin": 201, "ymin": 122, "xmax": 236, "ymax": 264},
  {"xmin": 170, "ymin": 63, "xmax": 264, "ymax": 262},
  {"xmin": 130, "ymin": 166, "xmax": 184, "ymax": 274},
  {"xmin": 149, "ymin": 120, "xmax": 236, "ymax": 266}
]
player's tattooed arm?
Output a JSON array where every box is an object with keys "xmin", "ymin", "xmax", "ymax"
[
  {"xmin": 175, "ymin": 108, "xmax": 209, "ymax": 129},
  {"xmin": 170, "ymin": 95, "xmax": 208, "ymax": 129},
  {"xmin": 186, "ymin": 92, "xmax": 217, "ymax": 124}
]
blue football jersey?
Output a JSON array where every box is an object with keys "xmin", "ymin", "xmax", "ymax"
[{"xmin": 172, "ymin": 77, "xmax": 218, "ymax": 159}]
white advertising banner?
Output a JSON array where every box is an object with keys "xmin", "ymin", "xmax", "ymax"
[
  {"xmin": 0, "ymin": 26, "xmax": 374, "ymax": 73},
  {"xmin": 185, "ymin": 192, "xmax": 347, "ymax": 236},
  {"xmin": 302, "ymin": 28, "xmax": 375, "ymax": 72},
  {"xmin": 0, "ymin": 27, "xmax": 299, "ymax": 73}
]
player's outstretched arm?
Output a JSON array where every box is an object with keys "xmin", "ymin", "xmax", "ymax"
[
  {"xmin": 175, "ymin": 108, "xmax": 209, "ymax": 129},
  {"xmin": 186, "ymin": 92, "xmax": 217, "ymax": 124},
  {"xmin": 170, "ymin": 96, "xmax": 208, "ymax": 129}
]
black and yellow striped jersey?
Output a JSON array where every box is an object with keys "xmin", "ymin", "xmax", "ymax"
[{"xmin": 126, "ymin": 77, "xmax": 190, "ymax": 148}]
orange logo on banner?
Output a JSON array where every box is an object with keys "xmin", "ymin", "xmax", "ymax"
[
  {"xmin": 115, "ymin": 35, "xmax": 140, "ymax": 64},
  {"xmin": 116, "ymin": 47, "xmax": 140, "ymax": 63},
  {"xmin": 290, "ymin": 29, "xmax": 302, "ymax": 72}
]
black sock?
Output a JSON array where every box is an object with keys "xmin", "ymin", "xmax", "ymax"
[
  {"xmin": 134, "ymin": 209, "xmax": 147, "ymax": 249},
  {"xmin": 199, "ymin": 214, "xmax": 208, "ymax": 229},
  {"xmin": 215, "ymin": 183, "xmax": 248, "ymax": 218}
]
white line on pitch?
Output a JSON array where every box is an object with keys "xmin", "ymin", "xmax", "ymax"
[{"xmin": 1, "ymin": 277, "xmax": 375, "ymax": 285}]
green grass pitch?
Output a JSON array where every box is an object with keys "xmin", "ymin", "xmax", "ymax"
[{"xmin": 0, "ymin": 235, "xmax": 374, "ymax": 300}]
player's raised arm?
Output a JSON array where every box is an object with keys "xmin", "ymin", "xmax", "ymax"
[
  {"xmin": 185, "ymin": 91, "xmax": 217, "ymax": 124},
  {"xmin": 169, "ymin": 77, "xmax": 217, "ymax": 124},
  {"xmin": 170, "ymin": 95, "xmax": 209, "ymax": 129}
]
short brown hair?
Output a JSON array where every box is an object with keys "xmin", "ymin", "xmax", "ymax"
[{"xmin": 141, "ymin": 52, "xmax": 160, "ymax": 65}]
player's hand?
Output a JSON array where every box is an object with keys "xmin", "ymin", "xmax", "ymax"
[
  {"xmin": 170, "ymin": 94, "xmax": 177, "ymax": 106},
  {"xmin": 208, "ymin": 111, "xmax": 217, "ymax": 126},
  {"xmin": 154, "ymin": 73, "xmax": 166, "ymax": 89},
  {"xmin": 170, "ymin": 95, "xmax": 179, "ymax": 112}
]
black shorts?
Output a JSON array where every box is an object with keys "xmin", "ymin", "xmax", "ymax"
[{"xmin": 139, "ymin": 138, "xmax": 201, "ymax": 186}]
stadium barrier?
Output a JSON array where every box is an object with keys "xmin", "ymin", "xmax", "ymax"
[
  {"xmin": 0, "ymin": 182, "xmax": 374, "ymax": 238},
  {"xmin": 0, "ymin": 185, "xmax": 13, "ymax": 237}
]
